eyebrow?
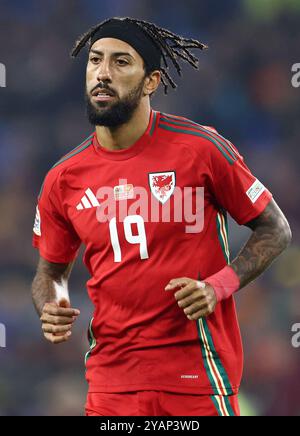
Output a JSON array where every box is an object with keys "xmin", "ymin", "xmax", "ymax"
[{"xmin": 89, "ymin": 49, "xmax": 134, "ymax": 59}]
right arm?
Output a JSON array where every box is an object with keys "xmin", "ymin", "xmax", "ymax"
[{"xmin": 32, "ymin": 256, "xmax": 80, "ymax": 344}]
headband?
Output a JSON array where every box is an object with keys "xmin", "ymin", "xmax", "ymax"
[{"xmin": 90, "ymin": 18, "xmax": 162, "ymax": 70}]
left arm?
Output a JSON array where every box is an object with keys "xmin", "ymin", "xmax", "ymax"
[
  {"xmin": 230, "ymin": 199, "xmax": 291, "ymax": 288},
  {"xmin": 165, "ymin": 199, "xmax": 292, "ymax": 320}
]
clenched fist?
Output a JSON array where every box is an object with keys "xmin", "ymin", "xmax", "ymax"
[
  {"xmin": 165, "ymin": 277, "xmax": 217, "ymax": 320},
  {"xmin": 40, "ymin": 299, "xmax": 80, "ymax": 344}
]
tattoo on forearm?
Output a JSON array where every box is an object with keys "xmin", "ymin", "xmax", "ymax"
[
  {"xmin": 31, "ymin": 258, "xmax": 73, "ymax": 316},
  {"xmin": 230, "ymin": 200, "xmax": 291, "ymax": 289}
]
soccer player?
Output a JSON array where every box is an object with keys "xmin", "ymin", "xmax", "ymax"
[{"xmin": 31, "ymin": 18, "xmax": 291, "ymax": 416}]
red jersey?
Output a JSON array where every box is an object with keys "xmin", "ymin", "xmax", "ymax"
[{"xmin": 33, "ymin": 110, "xmax": 272, "ymax": 395}]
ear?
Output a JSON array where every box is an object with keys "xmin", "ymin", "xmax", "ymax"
[{"xmin": 143, "ymin": 70, "xmax": 161, "ymax": 96}]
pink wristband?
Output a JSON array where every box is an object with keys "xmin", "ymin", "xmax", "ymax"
[{"xmin": 204, "ymin": 265, "xmax": 240, "ymax": 303}]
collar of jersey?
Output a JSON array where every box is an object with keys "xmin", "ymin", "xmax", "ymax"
[{"xmin": 92, "ymin": 110, "xmax": 159, "ymax": 161}]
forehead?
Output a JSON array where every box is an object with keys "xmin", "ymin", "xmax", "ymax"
[{"xmin": 90, "ymin": 38, "xmax": 143, "ymax": 62}]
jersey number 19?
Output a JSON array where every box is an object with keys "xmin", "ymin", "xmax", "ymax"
[{"xmin": 109, "ymin": 215, "xmax": 149, "ymax": 262}]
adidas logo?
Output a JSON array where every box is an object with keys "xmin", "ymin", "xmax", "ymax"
[{"xmin": 76, "ymin": 188, "xmax": 100, "ymax": 210}]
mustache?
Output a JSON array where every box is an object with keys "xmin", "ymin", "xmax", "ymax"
[{"xmin": 90, "ymin": 83, "xmax": 117, "ymax": 97}]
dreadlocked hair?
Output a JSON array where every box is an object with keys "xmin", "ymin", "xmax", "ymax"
[{"xmin": 71, "ymin": 17, "xmax": 208, "ymax": 95}]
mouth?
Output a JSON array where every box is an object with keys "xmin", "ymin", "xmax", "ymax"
[{"xmin": 91, "ymin": 88, "xmax": 116, "ymax": 102}]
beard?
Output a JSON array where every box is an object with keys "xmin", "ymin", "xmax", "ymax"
[{"xmin": 86, "ymin": 78, "xmax": 145, "ymax": 128}]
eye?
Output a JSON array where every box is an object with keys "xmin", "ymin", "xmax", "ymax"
[
  {"xmin": 116, "ymin": 59, "xmax": 129, "ymax": 66},
  {"xmin": 90, "ymin": 56, "xmax": 100, "ymax": 64}
]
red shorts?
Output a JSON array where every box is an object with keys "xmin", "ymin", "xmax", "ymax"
[{"xmin": 85, "ymin": 391, "xmax": 240, "ymax": 416}]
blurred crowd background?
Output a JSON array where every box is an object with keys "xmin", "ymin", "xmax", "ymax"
[{"xmin": 0, "ymin": 0, "xmax": 300, "ymax": 416}]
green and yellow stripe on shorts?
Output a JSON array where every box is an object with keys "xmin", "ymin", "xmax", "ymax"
[
  {"xmin": 210, "ymin": 394, "xmax": 235, "ymax": 416},
  {"xmin": 197, "ymin": 318, "xmax": 235, "ymax": 415},
  {"xmin": 197, "ymin": 317, "xmax": 233, "ymax": 397}
]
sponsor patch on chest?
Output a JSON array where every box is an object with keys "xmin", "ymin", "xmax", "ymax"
[{"xmin": 114, "ymin": 183, "xmax": 134, "ymax": 201}]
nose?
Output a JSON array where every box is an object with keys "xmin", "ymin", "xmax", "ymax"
[{"xmin": 96, "ymin": 59, "xmax": 112, "ymax": 83}]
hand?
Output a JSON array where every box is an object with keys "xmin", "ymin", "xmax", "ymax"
[
  {"xmin": 40, "ymin": 299, "xmax": 80, "ymax": 344},
  {"xmin": 165, "ymin": 277, "xmax": 217, "ymax": 320}
]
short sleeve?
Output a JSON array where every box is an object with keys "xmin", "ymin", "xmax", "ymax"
[
  {"xmin": 32, "ymin": 171, "xmax": 81, "ymax": 263},
  {"xmin": 207, "ymin": 139, "xmax": 273, "ymax": 225}
]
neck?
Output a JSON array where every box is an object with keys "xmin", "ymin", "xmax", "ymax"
[{"xmin": 95, "ymin": 100, "xmax": 151, "ymax": 151}]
